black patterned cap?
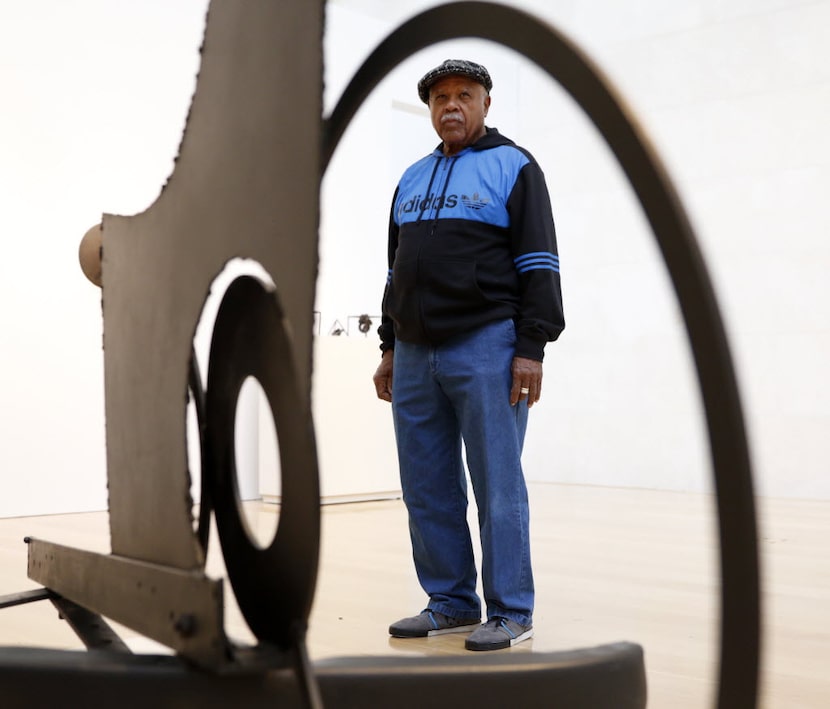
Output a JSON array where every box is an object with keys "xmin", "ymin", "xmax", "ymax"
[{"xmin": 417, "ymin": 59, "xmax": 492, "ymax": 104}]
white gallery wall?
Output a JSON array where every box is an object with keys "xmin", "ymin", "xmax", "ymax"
[
  {"xmin": 0, "ymin": 0, "xmax": 827, "ymax": 519},
  {"xmin": 323, "ymin": 0, "xmax": 830, "ymax": 500},
  {"xmin": 0, "ymin": 2, "xmax": 210, "ymax": 517}
]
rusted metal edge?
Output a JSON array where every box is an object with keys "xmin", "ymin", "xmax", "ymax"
[{"xmin": 27, "ymin": 537, "xmax": 228, "ymax": 669}]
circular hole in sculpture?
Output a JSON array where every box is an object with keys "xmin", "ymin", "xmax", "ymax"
[
  {"xmin": 186, "ymin": 386, "xmax": 204, "ymax": 538},
  {"xmin": 234, "ymin": 375, "xmax": 281, "ymax": 549}
]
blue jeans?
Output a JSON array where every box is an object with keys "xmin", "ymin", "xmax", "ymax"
[{"xmin": 392, "ymin": 319, "xmax": 533, "ymax": 626}]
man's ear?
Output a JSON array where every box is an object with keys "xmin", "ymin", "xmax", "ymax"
[{"xmin": 484, "ymin": 94, "xmax": 491, "ymax": 116}]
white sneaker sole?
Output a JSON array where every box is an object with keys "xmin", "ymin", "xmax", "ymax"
[
  {"xmin": 465, "ymin": 625, "xmax": 534, "ymax": 651},
  {"xmin": 509, "ymin": 627, "xmax": 534, "ymax": 646},
  {"xmin": 426, "ymin": 623, "xmax": 479, "ymax": 637}
]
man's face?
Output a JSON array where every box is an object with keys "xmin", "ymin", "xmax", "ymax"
[{"xmin": 428, "ymin": 76, "xmax": 490, "ymax": 156}]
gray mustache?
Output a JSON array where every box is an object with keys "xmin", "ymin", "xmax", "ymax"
[{"xmin": 441, "ymin": 112, "xmax": 463, "ymax": 123}]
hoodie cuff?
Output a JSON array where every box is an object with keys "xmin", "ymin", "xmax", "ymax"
[{"xmin": 514, "ymin": 335, "xmax": 545, "ymax": 362}]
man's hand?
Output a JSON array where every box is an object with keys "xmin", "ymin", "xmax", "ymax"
[
  {"xmin": 510, "ymin": 356, "xmax": 543, "ymax": 408},
  {"xmin": 373, "ymin": 349, "xmax": 394, "ymax": 402}
]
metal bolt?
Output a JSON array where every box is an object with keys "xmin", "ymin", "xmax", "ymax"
[{"xmin": 173, "ymin": 613, "xmax": 197, "ymax": 638}]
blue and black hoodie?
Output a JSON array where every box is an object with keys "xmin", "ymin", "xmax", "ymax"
[{"xmin": 379, "ymin": 128, "xmax": 564, "ymax": 361}]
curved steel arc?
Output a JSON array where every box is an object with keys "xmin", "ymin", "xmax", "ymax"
[
  {"xmin": 206, "ymin": 276, "xmax": 320, "ymax": 647},
  {"xmin": 323, "ymin": 3, "xmax": 760, "ymax": 707}
]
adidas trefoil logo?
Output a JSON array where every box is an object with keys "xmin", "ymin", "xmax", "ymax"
[{"xmin": 461, "ymin": 192, "xmax": 490, "ymax": 210}]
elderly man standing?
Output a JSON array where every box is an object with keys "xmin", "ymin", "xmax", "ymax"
[{"xmin": 373, "ymin": 59, "xmax": 564, "ymax": 651}]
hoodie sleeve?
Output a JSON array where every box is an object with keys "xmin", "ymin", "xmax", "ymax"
[
  {"xmin": 507, "ymin": 159, "xmax": 565, "ymax": 361},
  {"xmin": 378, "ymin": 187, "xmax": 400, "ymax": 354}
]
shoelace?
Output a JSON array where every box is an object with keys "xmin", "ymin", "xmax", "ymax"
[{"xmin": 483, "ymin": 617, "xmax": 517, "ymax": 638}]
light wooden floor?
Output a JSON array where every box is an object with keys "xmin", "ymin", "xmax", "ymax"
[{"xmin": 1, "ymin": 483, "xmax": 828, "ymax": 708}]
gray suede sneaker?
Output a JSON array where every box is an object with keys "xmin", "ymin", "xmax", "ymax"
[
  {"xmin": 465, "ymin": 617, "xmax": 533, "ymax": 651},
  {"xmin": 389, "ymin": 610, "xmax": 480, "ymax": 638}
]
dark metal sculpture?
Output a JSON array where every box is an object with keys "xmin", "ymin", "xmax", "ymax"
[
  {"xmin": 25, "ymin": 0, "xmax": 324, "ymax": 673},
  {"xmin": 0, "ymin": 1, "xmax": 757, "ymax": 707}
]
